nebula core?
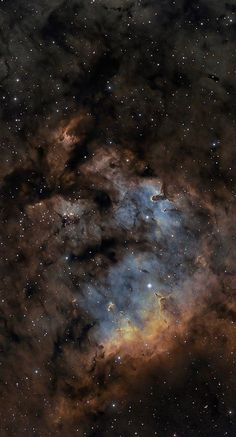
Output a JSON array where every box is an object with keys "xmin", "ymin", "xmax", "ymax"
[{"xmin": 0, "ymin": 1, "xmax": 236, "ymax": 436}]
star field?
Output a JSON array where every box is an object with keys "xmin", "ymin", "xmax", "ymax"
[{"xmin": 0, "ymin": 1, "xmax": 236, "ymax": 436}]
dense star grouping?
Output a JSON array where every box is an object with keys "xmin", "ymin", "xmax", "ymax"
[{"xmin": 0, "ymin": 0, "xmax": 236, "ymax": 436}]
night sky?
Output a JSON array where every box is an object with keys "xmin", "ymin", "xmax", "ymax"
[{"xmin": 0, "ymin": 1, "xmax": 236, "ymax": 436}]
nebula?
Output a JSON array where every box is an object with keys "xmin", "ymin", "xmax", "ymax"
[{"xmin": 0, "ymin": 0, "xmax": 236, "ymax": 436}]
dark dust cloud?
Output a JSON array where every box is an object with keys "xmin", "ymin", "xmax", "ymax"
[{"xmin": 0, "ymin": 0, "xmax": 236, "ymax": 436}]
